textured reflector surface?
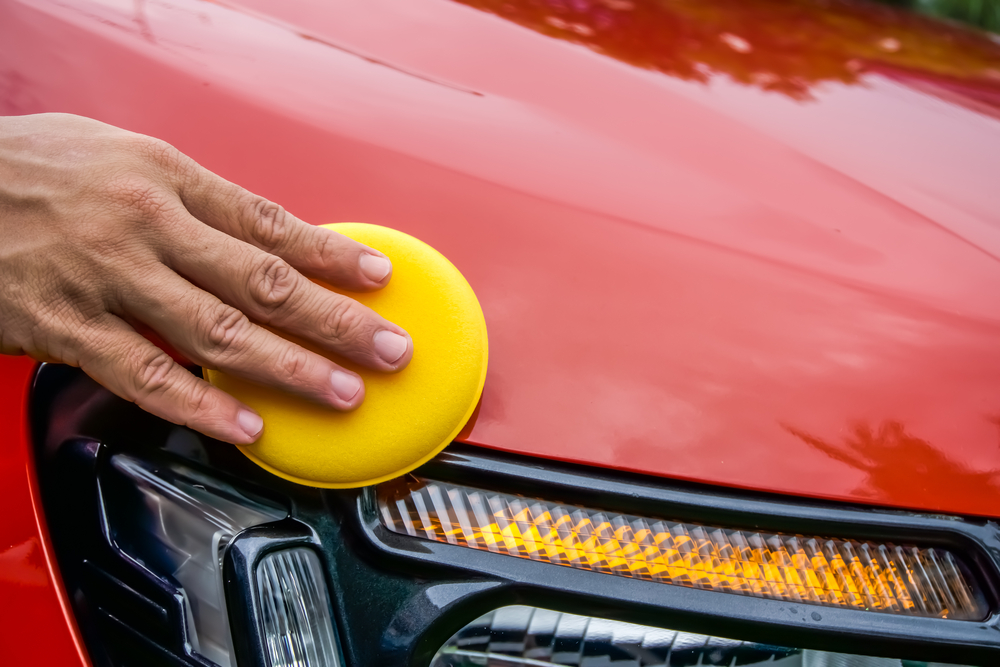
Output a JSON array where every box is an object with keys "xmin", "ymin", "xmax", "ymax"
[
  {"xmin": 256, "ymin": 548, "xmax": 341, "ymax": 667},
  {"xmin": 378, "ymin": 478, "xmax": 984, "ymax": 620},
  {"xmin": 430, "ymin": 605, "xmax": 976, "ymax": 666},
  {"xmin": 105, "ymin": 454, "xmax": 285, "ymax": 667}
]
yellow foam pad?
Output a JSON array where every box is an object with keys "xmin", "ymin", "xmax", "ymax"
[{"xmin": 205, "ymin": 223, "xmax": 488, "ymax": 488}]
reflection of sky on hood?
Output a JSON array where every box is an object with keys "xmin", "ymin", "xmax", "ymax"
[{"xmin": 454, "ymin": 0, "xmax": 1000, "ymax": 100}]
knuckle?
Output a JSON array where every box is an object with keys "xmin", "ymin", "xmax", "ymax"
[
  {"xmin": 118, "ymin": 131, "xmax": 156, "ymax": 155},
  {"xmin": 128, "ymin": 349, "xmax": 175, "ymax": 400},
  {"xmin": 132, "ymin": 134, "xmax": 182, "ymax": 170},
  {"xmin": 312, "ymin": 227, "xmax": 339, "ymax": 266},
  {"xmin": 201, "ymin": 303, "xmax": 251, "ymax": 356},
  {"xmin": 321, "ymin": 299, "xmax": 368, "ymax": 342},
  {"xmin": 248, "ymin": 255, "xmax": 298, "ymax": 316},
  {"xmin": 181, "ymin": 381, "xmax": 216, "ymax": 422},
  {"xmin": 248, "ymin": 198, "xmax": 291, "ymax": 250},
  {"xmin": 29, "ymin": 302, "xmax": 91, "ymax": 364},
  {"xmin": 104, "ymin": 177, "xmax": 172, "ymax": 222},
  {"xmin": 274, "ymin": 345, "xmax": 311, "ymax": 385}
]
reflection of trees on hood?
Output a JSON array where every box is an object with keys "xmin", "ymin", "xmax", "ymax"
[
  {"xmin": 785, "ymin": 420, "xmax": 1000, "ymax": 506},
  {"xmin": 456, "ymin": 0, "xmax": 1000, "ymax": 100},
  {"xmin": 894, "ymin": 0, "xmax": 1000, "ymax": 35}
]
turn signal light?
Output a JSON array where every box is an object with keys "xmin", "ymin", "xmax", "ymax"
[
  {"xmin": 255, "ymin": 548, "xmax": 341, "ymax": 667},
  {"xmin": 377, "ymin": 477, "xmax": 986, "ymax": 620}
]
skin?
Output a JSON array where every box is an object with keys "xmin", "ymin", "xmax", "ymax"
[{"xmin": 0, "ymin": 113, "xmax": 413, "ymax": 445}]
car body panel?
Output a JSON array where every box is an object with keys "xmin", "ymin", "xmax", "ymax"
[
  {"xmin": 2, "ymin": 0, "xmax": 1000, "ymax": 660},
  {"xmin": 0, "ymin": 354, "xmax": 88, "ymax": 665},
  {"xmin": 1, "ymin": 0, "xmax": 999, "ymax": 544}
]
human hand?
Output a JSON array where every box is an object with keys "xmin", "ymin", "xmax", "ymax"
[{"xmin": 0, "ymin": 113, "xmax": 412, "ymax": 444}]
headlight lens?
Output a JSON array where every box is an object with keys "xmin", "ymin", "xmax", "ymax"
[
  {"xmin": 103, "ymin": 454, "xmax": 286, "ymax": 666},
  {"xmin": 378, "ymin": 477, "xmax": 986, "ymax": 620}
]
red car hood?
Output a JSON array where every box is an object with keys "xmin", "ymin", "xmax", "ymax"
[{"xmin": 7, "ymin": 0, "xmax": 1000, "ymax": 515}]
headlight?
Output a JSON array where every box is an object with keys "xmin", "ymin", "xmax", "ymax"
[
  {"xmin": 102, "ymin": 453, "xmax": 341, "ymax": 667},
  {"xmin": 103, "ymin": 454, "xmax": 286, "ymax": 667}
]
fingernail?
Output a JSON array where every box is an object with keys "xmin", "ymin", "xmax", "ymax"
[
  {"xmin": 374, "ymin": 330, "xmax": 408, "ymax": 364},
  {"xmin": 359, "ymin": 254, "xmax": 391, "ymax": 282},
  {"xmin": 331, "ymin": 370, "xmax": 362, "ymax": 402},
  {"xmin": 238, "ymin": 410, "xmax": 263, "ymax": 438}
]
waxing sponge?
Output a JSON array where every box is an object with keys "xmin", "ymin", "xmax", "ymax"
[{"xmin": 205, "ymin": 222, "xmax": 488, "ymax": 488}]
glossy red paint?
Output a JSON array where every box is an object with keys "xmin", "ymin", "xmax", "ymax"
[
  {"xmin": 1, "ymin": 0, "xmax": 999, "ymax": 542},
  {"xmin": 0, "ymin": 355, "xmax": 89, "ymax": 665}
]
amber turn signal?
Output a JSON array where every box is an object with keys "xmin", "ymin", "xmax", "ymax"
[{"xmin": 377, "ymin": 477, "xmax": 986, "ymax": 620}]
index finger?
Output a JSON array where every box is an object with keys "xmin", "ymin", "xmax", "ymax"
[{"xmin": 173, "ymin": 158, "xmax": 392, "ymax": 291}]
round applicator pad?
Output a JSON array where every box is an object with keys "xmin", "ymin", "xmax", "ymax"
[{"xmin": 205, "ymin": 223, "xmax": 488, "ymax": 488}]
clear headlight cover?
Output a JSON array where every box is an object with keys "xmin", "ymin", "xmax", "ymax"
[
  {"xmin": 103, "ymin": 454, "xmax": 286, "ymax": 666},
  {"xmin": 431, "ymin": 605, "xmax": 975, "ymax": 667},
  {"xmin": 256, "ymin": 548, "xmax": 341, "ymax": 667}
]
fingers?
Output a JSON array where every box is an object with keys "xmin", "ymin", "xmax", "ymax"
[
  {"xmin": 167, "ymin": 223, "xmax": 413, "ymax": 372},
  {"xmin": 175, "ymin": 163, "xmax": 391, "ymax": 291},
  {"xmin": 77, "ymin": 315, "xmax": 264, "ymax": 445},
  {"xmin": 122, "ymin": 264, "xmax": 368, "ymax": 411}
]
